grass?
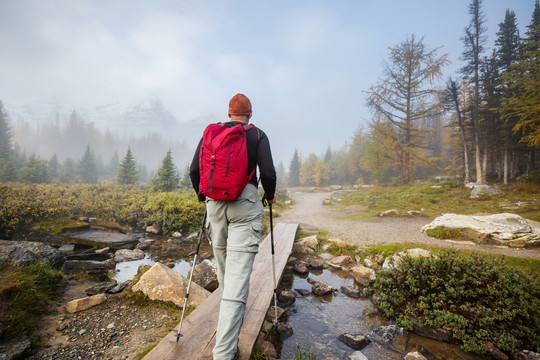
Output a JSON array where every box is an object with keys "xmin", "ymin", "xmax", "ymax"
[
  {"xmin": 424, "ymin": 227, "xmax": 464, "ymax": 239},
  {"xmin": 136, "ymin": 343, "xmax": 157, "ymax": 359},
  {"xmin": 0, "ymin": 262, "xmax": 65, "ymax": 339},
  {"xmin": 339, "ymin": 182, "xmax": 540, "ymax": 221},
  {"xmin": 34, "ymin": 217, "xmax": 89, "ymax": 233}
]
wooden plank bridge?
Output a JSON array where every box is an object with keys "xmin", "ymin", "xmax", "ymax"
[{"xmin": 144, "ymin": 222, "xmax": 299, "ymax": 360}]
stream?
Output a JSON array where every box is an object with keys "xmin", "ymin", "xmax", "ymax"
[{"xmin": 68, "ymin": 227, "xmax": 488, "ymax": 360}]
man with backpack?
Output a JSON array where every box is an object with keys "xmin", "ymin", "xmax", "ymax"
[{"xmin": 190, "ymin": 93, "xmax": 276, "ymax": 360}]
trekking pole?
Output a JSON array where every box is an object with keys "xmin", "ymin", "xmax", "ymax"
[
  {"xmin": 175, "ymin": 208, "xmax": 207, "ymax": 343},
  {"xmin": 268, "ymin": 201, "xmax": 280, "ymax": 327}
]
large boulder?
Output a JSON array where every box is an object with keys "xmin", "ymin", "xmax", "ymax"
[
  {"xmin": 132, "ymin": 262, "xmax": 210, "ymax": 307},
  {"xmin": 0, "ymin": 240, "xmax": 66, "ymax": 267},
  {"xmin": 189, "ymin": 259, "xmax": 218, "ymax": 292},
  {"xmin": 422, "ymin": 213, "xmax": 540, "ymax": 246}
]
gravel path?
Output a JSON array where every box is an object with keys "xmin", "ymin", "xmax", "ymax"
[{"xmin": 279, "ymin": 190, "xmax": 540, "ymax": 260}]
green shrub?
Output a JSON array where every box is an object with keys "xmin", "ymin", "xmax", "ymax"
[
  {"xmin": 424, "ymin": 227, "xmax": 463, "ymax": 239},
  {"xmin": 372, "ymin": 251, "xmax": 540, "ymax": 354}
]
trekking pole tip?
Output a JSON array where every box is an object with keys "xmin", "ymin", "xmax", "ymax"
[{"xmin": 273, "ymin": 321, "xmax": 280, "ymax": 328}]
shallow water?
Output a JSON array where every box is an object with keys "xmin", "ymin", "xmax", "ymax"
[
  {"xmin": 278, "ymin": 267, "xmax": 488, "ymax": 360},
  {"xmin": 113, "ymin": 233, "xmax": 213, "ymax": 282},
  {"xmin": 104, "ymin": 228, "xmax": 487, "ymax": 360}
]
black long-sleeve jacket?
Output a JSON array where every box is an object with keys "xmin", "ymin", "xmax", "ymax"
[{"xmin": 190, "ymin": 121, "xmax": 277, "ymax": 201}]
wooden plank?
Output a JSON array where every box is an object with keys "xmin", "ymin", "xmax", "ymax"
[
  {"xmin": 144, "ymin": 222, "xmax": 298, "ymax": 360},
  {"xmin": 237, "ymin": 223, "xmax": 298, "ymax": 360}
]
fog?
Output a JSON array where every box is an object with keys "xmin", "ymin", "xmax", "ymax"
[{"xmin": 0, "ymin": 0, "xmax": 534, "ymax": 166}]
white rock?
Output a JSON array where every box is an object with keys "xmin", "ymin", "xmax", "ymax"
[
  {"xmin": 132, "ymin": 262, "xmax": 210, "ymax": 307},
  {"xmin": 347, "ymin": 351, "xmax": 368, "ymax": 360},
  {"xmin": 66, "ymin": 294, "xmax": 107, "ymax": 314},
  {"xmin": 172, "ymin": 231, "xmax": 182, "ymax": 238},
  {"xmin": 408, "ymin": 210, "xmax": 421, "ymax": 216},
  {"xmin": 319, "ymin": 253, "xmax": 334, "ymax": 261},
  {"xmin": 422, "ymin": 213, "xmax": 540, "ymax": 246},
  {"xmin": 145, "ymin": 226, "xmax": 160, "ymax": 234},
  {"xmin": 382, "ymin": 255, "xmax": 402, "ymax": 271},
  {"xmin": 297, "ymin": 235, "xmax": 318, "ymax": 250},
  {"xmin": 404, "ymin": 351, "xmax": 427, "ymax": 360},
  {"xmin": 379, "ymin": 209, "xmax": 398, "ymax": 217},
  {"xmin": 430, "ymin": 185, "xmax": 442, "ymax": 189},
  {"xmin": 114, "ymin": 249, "xmax": 145, "ymax": 263},
  {"xmin": 363, "ymin": 258, "xmax": 374, "ymax": 268},
  {"xmin": 397, "ymin": 248, "xmax": 433, "ymax": 259}
]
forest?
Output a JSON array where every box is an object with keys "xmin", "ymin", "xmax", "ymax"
[
  {"xmin": 0, "ymin": 1, "xmax": 539, "ymax": 188},
  {"xmin": 287, "ymin": 0, "xmax": 540, "ymax": 187}
]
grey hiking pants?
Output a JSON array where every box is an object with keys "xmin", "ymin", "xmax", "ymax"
[{"xmin": 206, "ymin": 184, "xmax": 264, "ymax": 360}]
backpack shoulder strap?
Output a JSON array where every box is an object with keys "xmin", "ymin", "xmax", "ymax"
[{"xmin": 243, "ymin": 124, "xmax": 260, "ymax": 141}]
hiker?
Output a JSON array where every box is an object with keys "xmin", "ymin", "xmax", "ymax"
[{"xmin": 190, "ymin": 93, "xmax": 276, "ymax": 360}]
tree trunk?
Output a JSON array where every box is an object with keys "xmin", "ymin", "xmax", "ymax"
[
  {"xmin": 504, "ymin": 149, "xmax": 508, "ymax": 184},
  {"xmin": 474, "ymin": 132, "xmax": 483, "ymax": 184},
  {"xmin": 482, "ymin": 140, "xmax": 488, "ymax": 183}
]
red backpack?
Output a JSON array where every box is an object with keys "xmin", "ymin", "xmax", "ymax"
[{"xmin": 198, "ymin": 122, "xmax": 258, "ymax": 201}]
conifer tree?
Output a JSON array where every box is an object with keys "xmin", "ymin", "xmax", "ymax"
[
  {"xmin": 0, "ymin": 101, "xmax": 12, "ymax": 164},
  {"xmin": 78, "ymin": 145, "xmax": 98, "ymax": 184},
  {"xmin": 502, "ymin": 1, "xmax": 540, "ymax": 148},
  {"xmin": 366, "ymin": 34, "xmax": 448, "ymax": 183},
  {"xmin": 460, "ymin": 0, "xmax": 488, "ymax": 183},
  {"xmin": 276, "ymin": 161, "xmax": 286, "ymax": 188},
  {"xmin": 180, "ymin": 165, "xmax": 192, "ymax": 189},
  {"xmin": 1, "ymin": 157, "xmax": 18, "ymax": 182},
  {"xmin": 21, "ymin": 154, "xmax": 49, "ymax": 183},
  {"xmin": 60, "ymin": 157, "xmax": 76, "ymax": 183},
  {"xmin": 108, "ymin": 151, "xmax": 119, "ymax": 176},
  {"xmin": 117, "ymin": 147, "xmax": 139, "ymax": 185},
  {"xmin": 152, "ymin": 150, "xmax": 180, "ymax": 191},
  {"xmin": 48, "ymin": 153, "xmax": 60, "ymax": 181},
  {"xmin": 288, "ymin": 149, "xmax": 301, "ymax": 187}
]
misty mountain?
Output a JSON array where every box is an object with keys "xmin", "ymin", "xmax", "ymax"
[
  {"xmin": 4, "ymin": 97, "xmax": 219, "ymax": 173},
  {"xmin": 6, "ymin": 96, "xmax": 210, "ymax": 146}
]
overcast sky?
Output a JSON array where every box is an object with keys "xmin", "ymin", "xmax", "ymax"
[{"xmin": 0, "ymin": 0, "xmax": 535, "ymax": 164}]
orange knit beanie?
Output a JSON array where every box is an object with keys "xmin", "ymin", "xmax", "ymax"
[{"xmin": 228, "ymin": 93, "xmax": 252, "ymax": 117}]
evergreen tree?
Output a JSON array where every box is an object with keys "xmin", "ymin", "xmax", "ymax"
[
  {"xmin": 48, "ymin": 153, "xmax": 60, "ymax": 181},
  {"xmin": 60, "ymin": 157, "xmax": 77, "ymax": 183},
  {"xmin": 288, "ymin": 148, "xmax": 301, "ymax": 187},
  {"xmin": 152, "ymin": 150, "xmax": 180, "ymax": 191},
  {"xmin": 1, "ymin": 156, "xmax": 18, "ymax": 182},
  {"xmin": 117, "ymin": 147, "xmax": 139, "ymax": 185},
  {"xmin": 502, "ymin": 1, "xmax": 540, "ymax": 147},
  {"xmin": 108, "ymin": 151, "xmax": 119, "ymax": 176},
  {"xmin": 276, "ymin": 161, "xmax": 286, "ymax": 188},
  {"xmin": 78, "ymin": 145, "xmax": 98, "ymax": 184},
  {"xmin": 460, "ymin": 0, "xmax": 488, "ymax": 183},
  {"xmin": 366, "ymin": 34, "xmax": 448, "ymax": 183},
  {"xmin": 495, "ymin": 10, "xmax": 521, "ymax": 71},
  {"xmin": 21, "ymin": 154, "xmax": 49, "ymax": 183},
  {"xmin": 138, "ymin": 163, "xmax": 149, "ymax": 183},
  {"xmin": 0, "ymin": 101, "xmax": 12, "ymax": 164},
  {"xmin": 324, "ymin": 146, "xmax": 332, "ymax": 163},
  {"xmin": 180, "ymin": 165, "xmax": 192, "ymax": 189}
]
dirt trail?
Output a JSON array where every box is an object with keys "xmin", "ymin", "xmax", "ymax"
[{"xmin": 279, "ymin": 190, "xmax": 540, "ymax": 260}]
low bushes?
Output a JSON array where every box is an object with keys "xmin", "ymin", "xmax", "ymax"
[
  {"xmin": 372, "ymin": 250, "xmax": 540, "ymax": 354},
  {"xmin": 0, "ymin": 184, "xmax": 205, "ymax": 235}
]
